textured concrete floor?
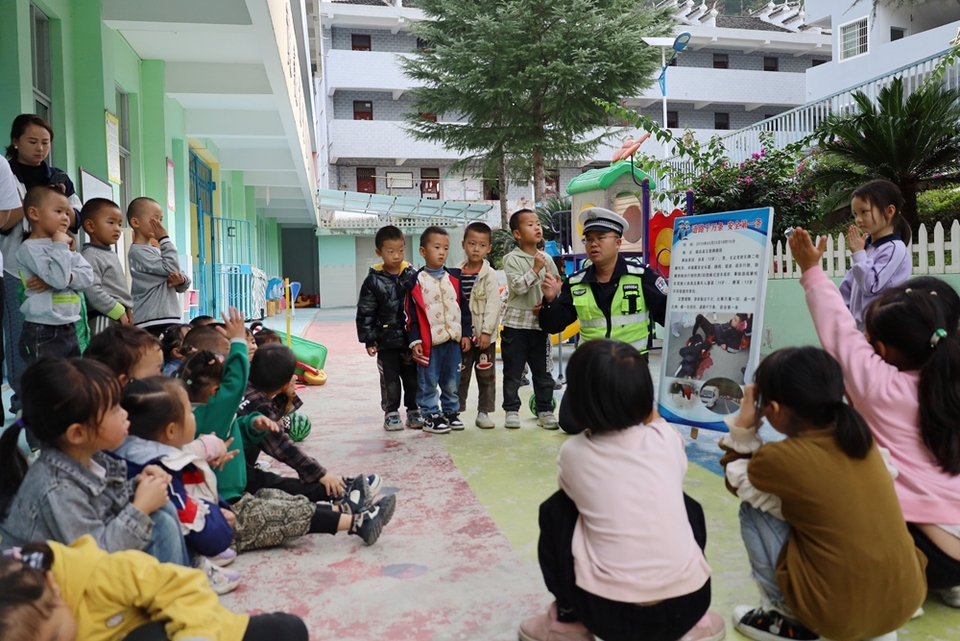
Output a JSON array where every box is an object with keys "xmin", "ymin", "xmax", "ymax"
[{"xmin": 219, "ymin": 308, "xmax": 960, "ymax": 641}]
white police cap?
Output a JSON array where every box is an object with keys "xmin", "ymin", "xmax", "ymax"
[{"xmin": 578, "ymin": 207, "xmax": 629, "ymax": 236}]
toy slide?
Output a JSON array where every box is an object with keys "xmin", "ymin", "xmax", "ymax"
[{"xmin": 274, "ymin": 330, "xmax": 328, "ymax": 385}]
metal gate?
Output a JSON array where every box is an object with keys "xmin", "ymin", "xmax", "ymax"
[
  {"xmin": 211, "ymin": 217, "xmax": 253, "ymax": 319},
  {"xmin": 189, "ymin": 152, "xmax": 215, "ymax": 316}
]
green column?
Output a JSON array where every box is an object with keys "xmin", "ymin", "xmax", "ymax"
[
  {"xmin": 141, "ymin": 59, "xmax": 167, "ymax": 208},
  {"xmin": 71, "ymin": 0, "xmax": 109, "ymax": 182},
  {"xmin": 0, "ymin": 0, "xmax": 32, "ymax": 122}
]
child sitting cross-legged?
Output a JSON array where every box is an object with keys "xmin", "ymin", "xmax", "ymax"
[
  {"xmin": 182, "ymin": 309, "xmax": 391, "ymax": 549},
  {"xmin": 238, "ymin": 343, "xmax": 394, "ymax": 543},
  {"xmin": 0, "ymin": 359, "xmax": 189, "ymax": 568},
  {"xmin": 113, "ymin": 376, "xmax": 243, "ymax": 595},
  {"xmin": 721, "ymin": 347, "xmax": 926, "ymax": 641},
  {"xmin": 0, "ymin": 538, "xmax": 307, "ymax": 641},
  {"xmin": 84, "ymin": 323, "xmax": 164, "ymax": 383}
]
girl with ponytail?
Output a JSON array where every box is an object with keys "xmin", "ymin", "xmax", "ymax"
[
  {"xmin": 792, "ymin": 227, "xmax": 960, "ymax": 610},
  {"xmin": 720, "ymin": 347, "xmax": 926, "ymax": 641}
]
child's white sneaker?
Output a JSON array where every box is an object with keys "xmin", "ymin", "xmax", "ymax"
[
  {"xmin": 209, "ymin": 548, "xmax": 237, "ymax": 567},
  {"xmin": 939, "ymin": 585, "xmax": 960, "ymax": 607},
  {"xmin": 195, "ymin": 556, "xmax": 241, "ymax": 595},
  {"xmin": 538, "ymin": 412, "xmax": 559, "ymax": 430},
  {"xmin": 383, "ymin": 411, "xmax": 403, "ymax": 431},
  {"xmin": 862, "ymin": 632, "xmax": 897, "ymax": 641},
  {"xmin": 505, "ymin": 411, "xmax": 521, "ymax": 429},
  {"xmin": 475, "ymin": 412, "xmax": 495, "ymax": 429}
]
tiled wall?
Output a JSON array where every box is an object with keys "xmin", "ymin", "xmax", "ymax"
[
  {"xmin": 330, "ymin": 27, "xmax": 418, "ymax": 53},
  {"xmin": 677, "ymin": 48, "xmax": 819, "ymax": 73}
]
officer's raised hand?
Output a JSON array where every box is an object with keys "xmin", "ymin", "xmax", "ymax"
[{"xmin": 541, "ymin": 272, "xmax": 563, "ymax": 302}]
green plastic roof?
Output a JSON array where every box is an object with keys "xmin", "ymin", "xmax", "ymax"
[
  {"xmin": 565, "ymin": 160, "xmax": 656, "ymax": 195},
  {"xmin": 317, "ymin": 189, "xmax": 493, "ymax": 220}
]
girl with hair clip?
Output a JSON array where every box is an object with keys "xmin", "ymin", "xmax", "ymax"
[
  {"xmin": 839, "ymin": 180, "xmax": 912, "ymax": 330},
  {"xmin": 519, "ymin": 338, "xmax": 723, "ymax": 641},
  {"xmin": 0, "ymin": 538, "xmax": 307, "ymax": 641},
  {"xmin": 721, "ymin": 347, "xmax": 926, "ymax": 641},
  {"xmin": 791, "ymin": 227, "xmax": 960, "ymax": 610},
  {"xmin": 0, "ymin": 359, "xmax": 188, "ymax": 567},
  {"xmin": 159, "ymin": 324, "xmax": 191, "ymax": 376}
]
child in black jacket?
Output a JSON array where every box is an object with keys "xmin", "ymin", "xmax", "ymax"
[{"xmin": 356, "ymin": 225, "xmax": 421, "ymax": 431}]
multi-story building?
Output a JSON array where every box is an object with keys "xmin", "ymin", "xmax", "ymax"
[{"xmin": 311, "ymin": 0, "xmax": 831, "ymax": 209}]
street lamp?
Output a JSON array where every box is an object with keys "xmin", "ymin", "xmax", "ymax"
[{"xmin": 642, "ymin": 32, "xmax": 692, "ymax": 158}]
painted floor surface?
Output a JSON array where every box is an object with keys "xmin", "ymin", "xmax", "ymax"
[{"xmin": 222, "ymin": 308, "xmax": 959, "ymax": 641}]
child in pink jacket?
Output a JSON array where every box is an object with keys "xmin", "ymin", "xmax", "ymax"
[{"xmin": 791, "ymin": 228, "xmax": 960, "ymax": 607}]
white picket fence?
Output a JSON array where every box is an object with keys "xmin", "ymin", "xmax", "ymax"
[{"xmin": 769, "ymin": 221, "xmax": 960, "ymax": 279}]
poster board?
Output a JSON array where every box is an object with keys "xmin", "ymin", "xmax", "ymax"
[
  {"xmin": 106, "ymin": 111, "xmax": 121, "ymax": 184},
  {"xmin": 657, "ymin": 207, "xmax": 774, "ymax": 432},
  {"xmin": 79, "ymin": 168, "xmax": 113, "ymax": 203}
]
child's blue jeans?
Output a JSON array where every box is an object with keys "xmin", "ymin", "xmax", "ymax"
[
  {"xmin": 739, "ymin": 502, "xmax": 792, "ymax": 613},
  {"xmin": 417, "ymin": 340, "xmax": 461, "ymax": 416},
  {"xmin": 145, "ymin": 501, "xmax": 190, "ymax": 566}
]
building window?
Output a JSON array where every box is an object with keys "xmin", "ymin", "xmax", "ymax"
[
  {"xmin": 811, "ymin": 58, "xmax": 828, "ymax": 67},
  {"xmin": 713, "ymin": 53, "xmax": 729, "ymax": 69},
  {"xmin": 419, "ymin": 112, "xmax": 437, "ymax": 122},
  {"xmin": 763, "ymin": 56, "xmax": 779, "ymax": 72},
  {"xmin": 840, "ymin": 17, "xmax": 868, "ymax": 61},
  {"xmin": 667, "ymin": 111, "xmax": 679, "ymax": 129},
  {"xmin": 420, "ymin": 168, "xmax": 440, "ymax": 199},
  {"xmin": 353, "ymin": 101, "xmax": 373, "ymax": 120},
  {"xmin": 668, "ymin": 57, "xmax": 678, "ymax": 67},
  {"xmin": 416, "ymin": 37, "xmax": 430, "ymax": 52},
  {"xmin": 714, "ymin": 112, "xmax": 730, "ymax": 130},
  {"xmin": 116, "ymin": 87, "xmax": 132, "ymax": 211},
  {"xmin": 545, "ymin": 168, "xmax": 560, "ymax": 196},
  {"xmin": 31, "ymin": 4, "xmax": 52, "ymax": 124},
  {"xmin": 351, "ymin": 34, "xmax": 371, "ymax": 51},
  {"xmin": 357, "ymin": 167, "xmax": 376, "ymax": 194},
  {"xmin": 890, "ymin": 27, "xmax": 907, "ymax": 42}
]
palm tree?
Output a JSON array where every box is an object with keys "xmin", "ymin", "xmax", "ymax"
[{"xmin": 806, "ymin": 76, "xmax": 960, "ymax": 231}]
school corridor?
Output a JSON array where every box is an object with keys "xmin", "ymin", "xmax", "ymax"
[{"xmin": 223, "ymin": 308, "xmax": 960, "ymax": 641}]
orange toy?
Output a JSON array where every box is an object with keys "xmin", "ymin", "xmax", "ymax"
[
  {"xmin": 611, "ymin": 133, "xmax": 651, "ymax": 162},
  {"xmin": 648, "ymin": 208, "xmax": 685, "ymax": 278}
]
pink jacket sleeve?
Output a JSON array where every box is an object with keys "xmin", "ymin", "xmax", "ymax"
[{"xmin": 800, "ymin": 265, "xmax": 899, "ymax": 405}]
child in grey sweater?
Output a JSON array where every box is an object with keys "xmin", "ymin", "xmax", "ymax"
[
  {"xmin": 80, "ymin": 198, "xmax": 134, "ymax": 336},
  {"xmin": 16, "ymin": 186, "xmax": 94, "ymax": 365},
  {"xmin": 126, "ymin": 197, "xmax": 191, "ymax": 337}
]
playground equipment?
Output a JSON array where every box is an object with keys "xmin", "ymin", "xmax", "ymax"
[{"xmin": 276, "ymin": 277, "xmax": 328, "ymax": 385}]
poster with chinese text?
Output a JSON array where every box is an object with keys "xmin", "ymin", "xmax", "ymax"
[{"xmin": 658, "ymin": 207, "xmax": 773, "ymax": 432}]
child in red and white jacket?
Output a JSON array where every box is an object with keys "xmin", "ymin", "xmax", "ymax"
[{"xmin": 405, "ymin": 226, "xmax": 470, "ymax": 435}]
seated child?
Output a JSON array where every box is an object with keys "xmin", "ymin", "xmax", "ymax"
[
  {"xmin": 114, "ymin": 376, "xmax": 242, "ymax": 595},
  {"xmin": 251, "ymin": 324, "xmax": 281, "ymax": 347},
  {"xmin": 190, "ymin": 314, "xmax": 217, "ymax": 327},
  {"xmin": 183, "ymin": 308, "xmax": 391, "ymax": 548},
  {"xmin": 0, "ymin": 537, "xmax": 307, "ymax": 641},
  {"xmin": 0, "ymin": 358, "xmax": 188, "ymax": 567},
  {"xmin": 84, "ymin": 323, "xmax": 164, "ymax": 382},
  {"xmin": 160, "ymin": 323, "xmax": 191, "ymax": 376},
  {"xmin": 79, "ymin": 197, "xmax": 134, "ymax": 335},
  {"xmin": 238, "ymin": 344, "xmax": 391, "ymax": 517},
  {"xmin": 720, "ymin": 347, "xmax": 926, "ymax": 641},
  {"xmin": 245, "ymin": 326, "xmax": 258, "ymax": 361},
  {"xmin": 180, "ymin": 323, "xmax": 231, "ymax": 356},
  {"xmin": 519, "ymin": 339, "xmax": 722, "ymax": 641}
]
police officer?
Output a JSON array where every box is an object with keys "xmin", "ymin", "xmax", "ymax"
[{"xmin": 539, "ymin": 207, "xmax": 668, "ymax": 432}]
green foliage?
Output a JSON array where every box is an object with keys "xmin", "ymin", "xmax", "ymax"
[
  {"xmin": 918, "ymin": 188, "xmax": 960, "ymax": 226},
  {"xmin": 806, "ymin": 75, "xmax": 960, "ymax": 230},
  {"xmin": 403, "ymin": 0, "xmax": 676, "ymax": 202},
  {"xmin": 489, "ymin": 228, "xmax": 518, "ymax": 270},
  {"xmin": 598, "ymin": 101, "xmax": 818, "ymax": 243}
]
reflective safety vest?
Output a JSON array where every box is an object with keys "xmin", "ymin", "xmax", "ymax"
[{"xmin": 569, "ymin": 263, "xmax": 650, "ymax": 352}]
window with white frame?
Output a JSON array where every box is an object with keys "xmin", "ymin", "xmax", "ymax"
[
  {"xmin": 840, "ymin": 17, "xmax": 868, "ymax": 61},
  {"xmin": 31, "ymin": 5, "xmax": 52, "ymax": 124},
  {"xmin": 116, "ymin": 87, "xmax": 132, "ymax": 211}
]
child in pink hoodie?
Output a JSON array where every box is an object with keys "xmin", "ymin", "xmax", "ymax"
[{"xmin": 791, "ymin": 228, "xmax": 960, "ymax": 608}]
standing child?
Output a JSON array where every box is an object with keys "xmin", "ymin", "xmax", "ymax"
[
  {"xmin": 839, "ymin": 179, "xmax": 912, "ymax": 329},
  {"xmin": 791, "ymin": 227, "xmax": 960, "ymax": 609},
  {"xmin": 406, "ymin": 226, "xmax": 470, "ymax": 434},
  {"xmin": 17, "ymin": 186, "xmax": 94, "ymax": 365},
  {"xmin": 126, "ymin": 197, "xmax": 191, "ymax": 337},
  {"xmin": 502, "ymin": 209, "xmax": 558, "ymax": 429},
  {"xmin": 0, "ymin": 358, "xmax": 188, "ymax": 567},
  {"xmin": 721, "ymin": 347, "xmax": 926, "ymax": 641},
  {"xmin": 519, "ymin": 339, "xmax": 722, "ymax": 641},
  {"xmin": 356, "ymin": 225, "xmax": 422, "ymax": 431},
  {"xmin": 0, "ymin": 538, "xmax": 307, "ymax": 641},
  {"xmin": 456, "ymin": 222, "xmax": 500, "ymax": 429},
  {"xmin": 79, "ymin": 197, "xmax": 134, "ymax": 335}
]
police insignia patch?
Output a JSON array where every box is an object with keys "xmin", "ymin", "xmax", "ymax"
[
  {"xmin": 572, "ymin": 288, "xmax": 587, "ymax": 296},
  {"xmin": 655, "ymin": 277, "xmax": 668, "ymax": 294}
]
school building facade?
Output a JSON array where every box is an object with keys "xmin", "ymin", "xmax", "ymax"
[{"xmin": 0, "ymin": 0, "xmax": 321, "ymax": 317}]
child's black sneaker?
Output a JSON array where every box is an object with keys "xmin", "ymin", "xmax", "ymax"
[
  {"xmin": 340, "ymin": 474, "xmax": 371, "ymax": 513},
  {"xmin": 370, "ymin": 494, "xmax": 396, "ymax": 528},
  {"xmin": 732, "ymin": 605, "xmax": 820, "ymax": 641},
  {"xmin": 349, "ymin": 502, "xmax": 387, "ymax": 546},
  {"xmin": 341, "ymin": 474, "xmax": 382, "ymax": 501},
  {"xmin": 445, "ymin": 413, "xmax": 465, "ymax": 430},
  {"xmin": 422, "ymin": 414, "xmax": 451, "ymax": 434}
]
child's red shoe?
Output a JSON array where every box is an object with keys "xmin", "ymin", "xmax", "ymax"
[{"xmin": 518, "ymin": 602, "xmax": 594, "ymax": 641}]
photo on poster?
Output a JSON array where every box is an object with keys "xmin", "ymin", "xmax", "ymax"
[{"xmin": 658, "ymin": 207, "xmax": 773, "ymax": 432}]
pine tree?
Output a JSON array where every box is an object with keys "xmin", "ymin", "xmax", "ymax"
[{"xmin": 403, "ymin": 0, "xmax": 675, "ymax": 218}]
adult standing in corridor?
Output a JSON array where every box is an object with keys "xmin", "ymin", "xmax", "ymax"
[{"xmin": 539, "ymin": 207, "xmax": 668, "ymax": 433}]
